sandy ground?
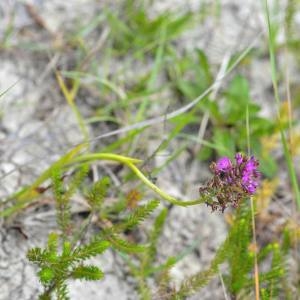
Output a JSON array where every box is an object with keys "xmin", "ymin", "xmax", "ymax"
[{"xmin": 0, "ymin": 1, "xmax": 297, "ymax": 299}]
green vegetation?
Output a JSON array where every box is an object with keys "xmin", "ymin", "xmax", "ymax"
[{"xmin": 1, "ymin": 0, "xmax": 300, "ymax": 299}]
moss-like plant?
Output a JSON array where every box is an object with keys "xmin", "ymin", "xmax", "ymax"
[{"xmin": 4, "ymin": 150, "xmax": 288, "ymax": 299}]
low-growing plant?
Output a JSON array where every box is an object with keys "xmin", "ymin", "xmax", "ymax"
[
  {"xmin": 26, "ymin": 162, "xmax": 162, "ymax": 299},
  {"xmin": 17, "ymin": 151, "xmax": 288, "ymax": 299},
  {"xmin": 1, "ymin": 1, "xmax": 299, "ymax": 299},
  {"xmin": 169, "ymin": 52, "xmax": 278, "ymax": 177}
]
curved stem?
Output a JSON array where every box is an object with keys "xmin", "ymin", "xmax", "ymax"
[{"xmin": 72, "ymin": 153, "xmax": 206, "ymax": 207}]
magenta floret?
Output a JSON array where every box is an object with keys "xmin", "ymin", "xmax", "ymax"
[
  {"xmin": 216, "ymin": 157, "xmax": 232, "ymax": 173},
  {"xmin": 241, "ymin": 156, "xmax": 260, "ymax": 194},
  {"xmin": 235, "ymin": 153, "xmax": 243, "ymax": 165},
  {"xmin": 200, "ymin": 153, "xmax": 261, "ymax": 212}
]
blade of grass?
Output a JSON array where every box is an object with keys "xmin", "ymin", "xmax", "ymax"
[
  {"xmin": 62, "ymin": 71, "xmax": 127, "ymax": 101},
  {"xmin": 127, "ymin": 23, "xmax": 168, "ymax": 157},
  {"xmin": 0, "ymin": 144, "xmax": 86, "ymax": 217},
  {"xmin": 78, "ymin": 29, "xmax": 263, "ymax": 145},
  {"xmin": 264, "ymin": 0, "xmax": 300, "ymax": 209},
  {"xmin": 135, "ymin": 22, "xmax": 167, "ymax": 122},
  {"xmin": 101, "ymin": 128, "xmax": 145, "ymax": 153},
  {"xmin": 1, "ymin": 151, "xmax": 205, "ymax": 218},
  {"xmin": 0, "ymin": 80, "xmax": 21, "ymax": 99},
  {"xmin": 71, "ymin": 153, "xmax": 206, "ymax": 207},
  {"xmin": 179, "ymin": 133, "xmax": 231, "ymax": 154},
  {"xmin": 56, "ymin": 71, "xmax": 89, "ymax": 142},
  {"xmin": 246, "ymin": 104, "xmax": 260, "ymax": 300}
]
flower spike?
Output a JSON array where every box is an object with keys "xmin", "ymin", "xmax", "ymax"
[{"xmin": 200, "ymin": 153, "xmax": 260, "ymax": 212}]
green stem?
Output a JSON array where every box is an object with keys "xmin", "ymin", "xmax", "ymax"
[
  {"xmin": 72, "ymin": 153, "xmax": 206, "ymax": 207},
  {"xmin": 264, "ymin": 0, "xmax": 300, "ymax": 209},
  {"xmin": 0, "ymin": 152, "xmax": 207, "ymax": 218}
]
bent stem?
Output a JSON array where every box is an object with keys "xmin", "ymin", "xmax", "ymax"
[
  {"xmin": 72, "ymin": 153, "xmax": 206, "ymax": 207},
  {"xmin": 0, "ymin": 152, "xmax": 207, "ymax": 218}
]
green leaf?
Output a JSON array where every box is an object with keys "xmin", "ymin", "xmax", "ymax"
[
  {"xmin": 120, "ymin": 199, "xmax": 160, "ymax": 231},
  {"xmin": 73, "ymin": 240, "xmax": 110, "ymax": 261},
  {"xmin": 147, "ymin": 208, "xmax": 167, "ymax": 263},
  {"xmin": 205, "ymin": 100, "xmax": 221, "ymax": 121},
  {"xmin": 47, "ymin": 232, "xmax": 58, "ymax": 253},
  {"xmin": 259, "ymin": 154, "xmax": 278, "ymax": 178},
  {"xmin": 165, "ymin": 13, "xmax": 192, "ymax": 40},
  {"xmin": 177, "ymin": 80, "xmax": 199, "ymax": 99},
  {"xmin": 38, "ymin": 267, "xmax": 55, "ymax": 284},
  {"xmin": 260, "ymin": 288, "xmax": 271, "ymax": 300},
  {"xmin": 64, "ymin": 164, "xmax": 89, "ymax": 200},
  {"xmin": 56, "ymin": 282, "xmax": 70, "ymax": 300},
  {"xmin": 87, "ymin": 177, "xmax": 110, "ymax": 210},
  {"xmin": 224, "ymin": 75, "xmax": 251, "ymax": 123},
  {"xmin": 62, "ymin": 241, "xmax": 72, "ymax": 257},
  {"xmin": 51, "ymin": 167, "xmax": 71, "ymax": 237},
  {"xmin": 196, "ymin": 49, "xmax": 212, "ymax": 83},
  {"xmin": 212, "ymin": 129, "xmax": 235, "ymax": 157},
  {"xmin": 52, "ymin": 167, "xmax": 65, "ymax": 203},
  {"xmin": 27, "ymin": 247, "xmax": 44, "ymax": 264},
  {"xmin": 72, "ymin": 265, "xmax": 104, "ymax": 281},
  {"xmin": 105, "ymin": 232, "xmax": 147, "ymax": 253}
]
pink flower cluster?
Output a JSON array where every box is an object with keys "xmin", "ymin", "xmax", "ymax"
[
  {"xmin": 199, "ymin": 153, "xmax": 260, "ymax": 212},
  {"xmin": 216, "ymin": 153, "xmax": 260, "ymax": 195}
]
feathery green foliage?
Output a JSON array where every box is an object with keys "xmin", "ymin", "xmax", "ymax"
[
  {"xmin": 102, "ymin": 229, "xmax": 147, "ymax": 253},
  {"xmin": 51, "ymin": 167, "xmax": 71, "ymax": 239},
  {"xmin": 169, "ymin": 202, "xmax": 288, "ymax": 299},
  {"xmin": 4, "ymin": 1, "xmax": 298, "ymax": 299},
  {"xmin": 146, "ymin": 207, "xmax": 168, "ymax": 267},
  {"xmin": 72, "ymin": 239, "xmax": 110, "ymax": 261},
  {"xmin": 55, "ymin": 282, "xmax": 70, "ymax": 300},
  {"xmin": 117, "ymin": 199, "xmax": 160, "ymax": 231},
  {"xmin": 225, "ymin": 206, "xmax": 253, "ymax": 294},
  {"xmin": 27, "ymin": 235, "xmax": 110, "ymax": 298},
  {"xmin": 28, "ymin": 164, "xmax": 163, "ymax": 298},
  {"xmin": 172, "ymin": 222, "xmax": 231, "ymax": 299},
  {"xmin": 27, "ymin": 168, "xmax": 114, "ymax": 298},
  {"xmin": 51, "ymin": 164, "xmax": 89, "ymax": 240},
  {"xmin": 119, "ymin": 207, "xmax": 171, "ymax": 300},
  {"xmin": 72, "ymin": 265, "xmax": 104, "ymax": 281},
  {"xmin": 86, "ymin": 176, "xmax": 110, "ymax": 211}
]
